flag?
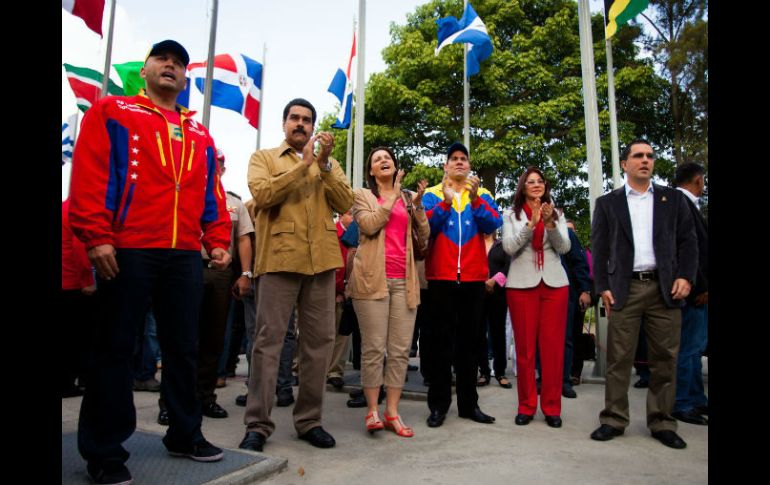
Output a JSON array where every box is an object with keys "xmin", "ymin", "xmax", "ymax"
[
  {"xmin": 187, "ymin": 53, "xmax": 262, "ymax": 128},
  {"xmin": 328, "ymin": 32, "xmax": 356, "ymax": 129},
  {"xmin": 62, "ymin": 113, "xmax": 78, "ymax": 165},
  {"xmin": 435, "ymin": 2, "xmax": 493, "ymax": 77},
  {"xmin": 63, "ymin": 63, "xmax": 124, "ymax": 112},
  {"xmin": 604, "ymin": 0, "xmax": 649, "ymax": 38},
  {"xmin": 62, "ymin": 0, "xmax": 105, "ymax": 37},
  {"xmin": 112, "ymin": 61, "xmax": 191, "ymax": 108}
]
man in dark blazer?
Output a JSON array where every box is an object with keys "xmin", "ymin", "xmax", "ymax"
[
  {"xmin": 589, "ymin": 139, "xmax": 698, "ymax": 450},
  {"xmin": 671, "ymin": 162, "xmax": 709, "ymax": 426}
]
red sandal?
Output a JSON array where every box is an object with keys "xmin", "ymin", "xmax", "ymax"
[
  {"xmin": 383, "ymin": 412, "xmax": 414, "ymax": 438},
  {"xmin": 365, "ymin": 410, "xmax": 384, "ymax": 434}
]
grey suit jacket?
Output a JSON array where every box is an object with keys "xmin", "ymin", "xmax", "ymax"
[
  {"xmin": 502, "ymin": 209, "xmax": 571, "ymax": 289},
  {"xmin": 591, "ymin": 183, "xmax": 698, "ymax": 310}
]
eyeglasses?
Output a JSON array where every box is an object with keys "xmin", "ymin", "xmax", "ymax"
[
  {"xmin": 629, "ymin": 152, "xmax": 656, "ymax": 160},
  {"xmin": 525, "ymin": 179, "xmax": 545, "ymax": 186}
]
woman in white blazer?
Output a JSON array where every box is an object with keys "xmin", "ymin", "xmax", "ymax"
[{"xmin": 502, "ymin": 167, "xmax": 571, "ymax": 428}]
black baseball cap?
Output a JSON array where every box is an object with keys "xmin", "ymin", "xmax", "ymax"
[
  {"xmin": 447, "ymin": 141, "xmax": 469, "ymax": 159},
  {"xmin": 145, "ymin": 39, "xmax": 190, "ymax": 66}
]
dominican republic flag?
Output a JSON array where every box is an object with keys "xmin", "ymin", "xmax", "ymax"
[
  {"xmin": 435, "ymin": 2, "xmax": 493, "ymax": 77},
  {"xmin": 188, "ymin": 53, "xmax": 262, "ymax": 129},
  {"xmin": 62, "ymin": 0, "xmax": 105, "ymax": 36},
  {"xmin": 328, "ymin": 32, "xmax": 357, "ymax": 129},
  {"xmin": 62, "ymin": 113, "xmax": 78, "ymax": 165}
]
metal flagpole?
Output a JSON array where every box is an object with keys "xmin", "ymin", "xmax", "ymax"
[
  {"xmin": 257, "ymin": 43, "xmax": 266, "ymax": 150},
  {"xmin": 578, "ymin": 0, "xmax": 607, "ymax": 379},
  {"xmin": 345, "ymin": 17, "xmax": 356, "ymax": 182},
  {"xmin": 100, "ymin": 0, "xmax": 116, "ymax": 97},
  {"xmin": 202, "ymin": 0, "xmax": 219, "ymax": 129},
  {"xmin": 463, "ymin": 0, "xmax": 470, "ymax": 151},
  {"xmin": 605, "ymin": 38, "xmax": 623, "ymax": 189},
  {"xmin": 352, "ymin": 0, "xmax": 366, "ymax": 189}
]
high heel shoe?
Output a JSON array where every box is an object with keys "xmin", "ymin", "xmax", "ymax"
[
  {"xmin": 383, "ymin": 412, "xmax": 414, "ymax": 437},
  {"xmin": 365, "ymin": 410, "xmax": 384, "ymax": 434}
]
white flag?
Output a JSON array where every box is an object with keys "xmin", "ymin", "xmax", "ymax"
[{"xmin": 62, "ymin": 113, "xmax": 78, "ymax": 165}]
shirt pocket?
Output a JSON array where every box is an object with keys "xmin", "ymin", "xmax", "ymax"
[{"xmin": 270, "ymin": 220, "xmax": 295, "ymax": 253}]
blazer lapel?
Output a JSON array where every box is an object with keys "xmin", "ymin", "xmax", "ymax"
[
  {"xmin": 652, "ymin": 184, "xmax": 665, "ymax": 243},
  {"xmin": 612, "ymin": 188, "xmax": 633, "ymax": 243}
]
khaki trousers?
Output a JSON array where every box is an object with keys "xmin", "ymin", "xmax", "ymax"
[
  {"xmin": 600, "ymin": 279, "xmax": 681, "ymax": 432},
  {"xmin": 244, "ymin": 270, "xmax": 336, "ymax": 437},
  {"xmin": 353, "ymin": 278, "xmax": 416, "ymax": 389}
]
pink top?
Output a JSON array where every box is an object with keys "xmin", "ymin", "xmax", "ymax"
[
  {"xmin": 378, "ymin": 197, "xmax": 408, "ymax": 279},
  {"xmin": 585, "ymin": 249, "xmax": 593, "ymax": 280}
]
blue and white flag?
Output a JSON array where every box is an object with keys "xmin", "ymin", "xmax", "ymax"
[
  {"xmin": 188, "ymin": 53, "xmax": 262, "ymax": 128},
  {"xmin": 62, "ymin": 113, "xmax": 78, "ymax": 165},
  {"xmin": 435, "ymin": 2, "xmax": 493, "ymax": 76},
  {"xmin": 328, "ymin": 32, "xmax": 357, "ymax": 129}
]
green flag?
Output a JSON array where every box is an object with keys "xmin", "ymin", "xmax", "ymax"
[
  {"xmin": 63, "ymin": 63, "xmax": 124, "ymax": 112},
  {"xmin": 604, "ymin": 0, "xmax": 649, "ymax": 38},
  {"xmin": 113, "ymin": 61, "xmax": 146, "ymax": 96}
]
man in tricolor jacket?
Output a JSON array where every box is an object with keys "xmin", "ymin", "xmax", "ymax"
[
  {"xmin": 69, "ymin": 40, "xmax": 232, "ymax": 484},
  {"xmin": 421, "ymin": 142, "xmax": 503, "ymax": 428}
]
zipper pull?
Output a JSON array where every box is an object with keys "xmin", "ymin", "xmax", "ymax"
[{"xmin": 176, "ymin": 183, "xmax": 180, "ymax": 192}]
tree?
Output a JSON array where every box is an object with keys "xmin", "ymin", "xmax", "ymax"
[
  {"xmin": 323, "ymin": 0, "xmax": 674, "ymax": 239},
  {"xmin": 641, "ymin": 0, "xmax": 708, "ymax": 167}
]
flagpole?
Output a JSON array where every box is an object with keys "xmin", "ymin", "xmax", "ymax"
[
  {"xmin": 353, "ymin": 0, "xmax": 366, "ymax": 190},
  {"xmin": 578, "ymin": 0, "xmax": 603, "ymax": 218},
  {"xmin": 257, "ymin": 43, "xmax": 266, "ymax": 150},
  {"xmin": 346, "ymin": 16, "xmax": 356, "ymax": 182},
  {"xmin": 100, "ymin": 0, "xmax": 116, "ymax": 97},
  {"xmin": 605, "ymin": 38, "xmax": 622, "ymax": 189},
  {"xmin": 463, "ymin": 0, "xmax": 470, "ymax": 151},
  {"xmin": 202, "ymin": 0, "xmax": 219, "ymax": 129}
]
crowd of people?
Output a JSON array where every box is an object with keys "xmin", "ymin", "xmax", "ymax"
[{"xmin": 61, "ymin": 39, "xmax": 708, "ymax": 485}]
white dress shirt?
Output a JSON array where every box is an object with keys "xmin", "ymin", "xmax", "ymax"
[
  {"xmin": 625, "ymin": 183, "xmax": 656, "ymax": 271},
  {"xmin": 677, "ymin": 186, "xmax": 700, "ymax": 209}
]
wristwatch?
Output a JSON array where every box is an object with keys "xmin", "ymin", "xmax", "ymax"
[
  {"xmin": 241, "ymin": 271, "xmax": 253, "ymax": 279},
  {"xmin": 319, "ymin": 159, "xmax": 332, "ymax": 172}
]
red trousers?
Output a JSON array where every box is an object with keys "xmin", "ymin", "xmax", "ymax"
[{"xmin": 507, "ymin": 282, "xmax": 568, "ymax": 416}]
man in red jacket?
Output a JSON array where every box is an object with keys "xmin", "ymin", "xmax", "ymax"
[{"xmin": 69, "ymin": 40, "xmax": 232, "ymax": 485}]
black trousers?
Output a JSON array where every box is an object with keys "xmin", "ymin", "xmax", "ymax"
[
  {"xmin": 477, "ymin": 291, "xmax": 508, "ymax": 378},
  {"xmin": 61, "ymin": 289, "xmax": 97, "ymax": 394},
  {"xmin": 426, "ymin": 280, "xmax": 485, "ymax": 415},
  {"xmin": 78, "ymin": 249, "xmax": 204, "ymax": 467}
]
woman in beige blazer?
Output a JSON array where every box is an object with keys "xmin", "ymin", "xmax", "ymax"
[
  {"xmin": 502, "ymin": 167, "xmax": 571, "ymax": 429},
  {"xmin": 347, "ymin": 146, "xmax": 429, "ymax": 437}
]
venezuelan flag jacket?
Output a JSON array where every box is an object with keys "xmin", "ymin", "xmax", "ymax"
[
  {"xmin": 69, "ymin": 92, "xmax": 231, "ymax": 253},
  {"xmin": 423, "ymin": 183, "xmax": 502, "ymax": 282}
]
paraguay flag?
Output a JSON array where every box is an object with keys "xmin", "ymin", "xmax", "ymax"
[
  {"xmin": 328, "ymin": 32, "xmax": 356, "ymax": 129},
  {"xmin": 187, "ymin": 53, "xmax": 262, "ymax": 129},
  {"xmin": 435, "ymin": 2, "xmax": 493, "ymax": 77}
]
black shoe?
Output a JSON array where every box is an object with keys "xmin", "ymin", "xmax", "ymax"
[
  {"xmin": 235, "ymin": 394, "xmax": 247, "ymax": 407},
  {"xmin": 562, "ymin": 386, "xmax": 577, "ymax": 399},
  {"xmin": 164, "ymin": 436, "xmax": 224, "ymax": 462},
  {"xmin": 476, "ymin": 375, "xmax": 491, "ymax": 387},
  {"xmin": 633, "ymin": 378, "xmax": 649, "ymax": 388},
  {"xmin": 87, "ymin": 462, "xmax": 133, "ymax": 485},
  {"xmin": 459, "ymin": 406, "xmax": 495, "ymax": 424},
  {"xmin": 346, "ymin": 394, "xmax": 367, "ymax": 408},
  {"xmin": 202, "ymin": 401, "xmax": 228, "ymax": 419},
  {"xmin": 495, "ymin": 375, "xmax": 513, "ymax": 389},
  {"xmin": 590, "ymin": 424, "xmax": 624, "ymax": 441},
  {"xmin": 693, "ymin": 404, "xmax": 708, "ymax": 416},
  {"xmin": 545, "ymin": 415, "xmax": 562, "ymax": 428},
  {"xmin": 409, "ymin": 349, "xmax": 417, "ymax": 358},
  {"xmin": 672, "ymin": 409, "xmax": 708, "ymax": 426},
  {"xmin": 62, "ymin": 385, "xmax": 85, "ymax": 398},
  {"xmin": 407, "ymin": 364, "xmax": 418, "ymax": 371},
  {"xmin": 157, "ymin": 409, "xmax": 169, "ymax": 426},
  {"xmin": 651, "ymin": 430, "xmax": 687, "ymax": 449},
  {"xmin": 426, "ymin": 410, "xmax": 446, "ymax": 428},
  {"xmin": 298, "ymin": 426, "xmax": 336, "ymax": 448},
  {"xmin": 276, "ymin": 394, "xmax": 295, "ymax": 407},
  {"xmin": 327, "ymin": 376, "xmax": 345, "ymax": 389},
  {"xmin": 239, "ymin": 431, "xmax": 266, "ymax": 452},
  {"xmin": 515, "ymin": 414, "xmax": 534, "ymax": 426}
]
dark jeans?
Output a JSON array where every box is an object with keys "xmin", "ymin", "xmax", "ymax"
[
  {"xmin": 674, "ymin": 304, "xmax": 708, "ymax": 412},
  {"xmin": 132, "ymin": 307, "xmax": 160, "ymax": 382},
  {"xmin": 478, "ymin": 291, "xmax": 508, "ymax": 378},
  {"xmin": 570, "ymin": 307, "xmax": 588, "ymax": 378},
  {"xmin": 61, "ymin": 289, "xmax": 97, "ymax": 394},
  {"xmin": 415, "ymin": 288, "xmax": 431, "ymax": 380},
  {"xmin": 426, "ymin": 280, "xmax": 485, "ymax": 415},
  {"xmin": 561, "ymin": 294, "xmax": 577, "ymax": 387},
  {"xmin": 197, "ymin": 266, "xmax": 233, "ymax": 405},
  {"xmin": 77, "ymin": 249, "xmax": 204, "ymax": 468}
]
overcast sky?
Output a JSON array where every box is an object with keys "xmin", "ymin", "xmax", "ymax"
[{"xmin": 62, "ymin": 0, "xmax": 607, "ymax": 201}]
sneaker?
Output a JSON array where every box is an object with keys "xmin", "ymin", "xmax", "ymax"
[
  {"xmin": 87, "ymin": 462, "xmax": 133, "ymax": 485},
  {"xmin": 157, "ymin": 409, "xmax": 169, "ymax": 426},
  {"xmin": 164, "ymin": 437, "xmax": 224, "ymax": 462},
  {"xmin": 133, "ymin": 378, "xmax": 161, "ymax": 392}
]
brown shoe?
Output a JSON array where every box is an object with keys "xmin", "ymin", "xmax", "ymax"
[{"xmin": 216, "ymin": 377, "xmax": 226, "ymax": 388}]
